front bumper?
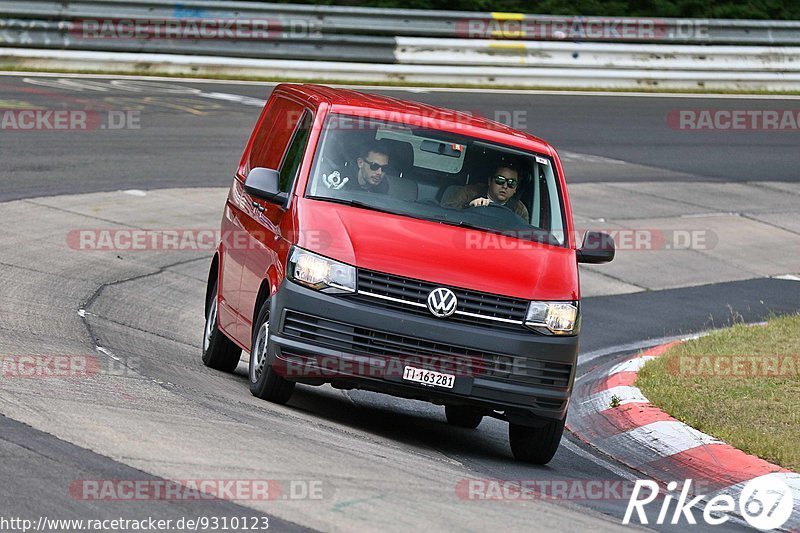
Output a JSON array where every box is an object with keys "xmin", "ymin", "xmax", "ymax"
[{"xmin": 267, "ymin": 280, "xmax": 579, "ymax": 423}]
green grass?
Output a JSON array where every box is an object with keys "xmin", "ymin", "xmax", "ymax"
[
  {"xmin": 636, "ymin": 314, "xmax": 800, "ymax": 471},
  {"xmin": 2, "ymin": 65, "xmax": 800, "ymax": 95}
]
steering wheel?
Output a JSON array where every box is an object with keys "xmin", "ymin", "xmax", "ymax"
[{"xmin": 469, "ymin": 202, "xmax": 514, "ymax": 212}]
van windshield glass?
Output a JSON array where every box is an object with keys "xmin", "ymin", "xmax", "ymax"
[{"xmin": 305, "ymin": 113, "xmax": 567, "ymax": 246}]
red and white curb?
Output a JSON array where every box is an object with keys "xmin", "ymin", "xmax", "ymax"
[{"xmin": 568, "ymin": 341, "xmax": 800, "ymax": 530}]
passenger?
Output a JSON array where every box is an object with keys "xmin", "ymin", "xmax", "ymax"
[
  {"xmin": 322, "ymin": 142, "xmax": 391, "ymax": 194},
  {"xmin": 442, "ymin": 165, "xmax": 529, "ymax": 220}
]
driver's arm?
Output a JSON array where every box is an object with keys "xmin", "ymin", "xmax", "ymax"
[
  {"xmin": 442, "ymin": 184, "xmax": 483, "ymax": 209},
  {"xmin": 469, "ymin": 197, "xmax": 491, "ymax": 207}
]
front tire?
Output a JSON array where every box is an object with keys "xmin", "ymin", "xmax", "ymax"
[
  {"xmin": 508, "ymin": 416, "xmax": 565, "ymax": 465},
  {"xmin": 249, "ymin": 299, "xmax": 295, "ymax": 404},
  {"xmin": 202, "ymin": 281, "xmax": 242, "ymax": 373}
]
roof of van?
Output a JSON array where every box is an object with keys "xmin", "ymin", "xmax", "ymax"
[{"xmin": 276, "ymin": 83, "xmax": 554, "ymax": 155}]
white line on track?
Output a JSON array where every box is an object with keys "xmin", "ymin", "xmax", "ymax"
[
  {"xmin": 95, "ymin": 345, "xmax": 122, "ymax": 362},
  {"xmin": 4, "ymin": 70, "xmax": 800, "ymax": 99},
  {"xmin": 560, "ymin": 438, "xmax": 640, "ymax": 482}
]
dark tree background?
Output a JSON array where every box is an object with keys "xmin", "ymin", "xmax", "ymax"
[{"xmin": 272, "ymin": 0, "xmax": 799, "ymax": 19}]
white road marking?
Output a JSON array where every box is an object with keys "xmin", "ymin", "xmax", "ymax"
[
  {"xmin": 198, "ymin": 91, "xmax": 266, "ymax": 107},
  {"xmin": 680, "ymin": 212, "xmax": 741, "ymax": 218},
  {"xmin": 560, "ymin": 439, "xmax": 640, "ymax": 482},
  {"xmin": 122, "ymin": 189, "xmax": 147, "ymax": 197},
  {"xmin": 560, "ymin": 151, "xmax": 627, "ymax": 165},
  {"xmin": 95, "ymin": 345, "xmax": 122, "ymax": 362},
  {"xmin": 6, "ymin": 70, "xmax": 800, "ymax": 99},
  {"xmin": 20, "ymin": 76, "xmax": 266, "ymax": 108}
]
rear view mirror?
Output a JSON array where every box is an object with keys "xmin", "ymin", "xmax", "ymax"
[
  {"xmin": 577, "ymin": 231, "xmax": 615, "ymax": 264},
  {"xmin": 420, "ymin": 139, "xmax": 463, "ymax": 157},
  {"xmin": 244, "ymin": 167, "xmax": 281, "ymax": 202}
]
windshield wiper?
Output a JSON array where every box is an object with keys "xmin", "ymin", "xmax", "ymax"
[
  {"xmin": 434, "ymin": 218, "xmax": 499, "ymax": 233},
  {"xmin": 307, "ymin": 195, "xmax": 406, "ymax": 217}
]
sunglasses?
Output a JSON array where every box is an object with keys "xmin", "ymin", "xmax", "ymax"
[
  {"xmin": 364, "ymin": 159, "xmax": 390, "ymax": 172},
  {"xmin": 493, "ymin": 175, "xmax": 518, "ymax": 188}
]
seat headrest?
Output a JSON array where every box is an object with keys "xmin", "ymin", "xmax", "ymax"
[{"xmin": 380, "ymin": 140, "xmax": 415, "ymax": 177}]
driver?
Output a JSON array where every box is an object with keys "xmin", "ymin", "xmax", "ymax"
[
  {"xmin": 441, "ymin": 164, "xmax": 529, "ymax": 220},
  {"xmin": 322, "ymin": 142, "xmax": 391, "ymax": 194}
]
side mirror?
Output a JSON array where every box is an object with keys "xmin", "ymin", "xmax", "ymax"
[
  {"xmin": 577, "ymin": 231, "xmax": 615, "ymax": 264},
  {"xmin": 244, "ymin": 167, "xmax": 281, "ymax": 202}
]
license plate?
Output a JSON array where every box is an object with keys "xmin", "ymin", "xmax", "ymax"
[{"xmin": 402, "ymin": 366, "xmax": 455, "ymax": 389}]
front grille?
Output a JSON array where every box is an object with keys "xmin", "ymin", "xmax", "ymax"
[
  {"xmin": 282, "ymin": 310, "xmax": 571, "ymax": 390},
  {"xmin": 350, "ymin": 269, "xmax": 529, "ymax": 330}
]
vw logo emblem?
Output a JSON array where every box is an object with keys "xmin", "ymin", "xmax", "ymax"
[{"xmin": 427, "ymin": 288, "xmax": 457, "ymax": 318}]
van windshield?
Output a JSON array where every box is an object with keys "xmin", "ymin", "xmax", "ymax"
[{"xmin": 305, "ymin": 114, "xmax": 567, "ymax": 246}]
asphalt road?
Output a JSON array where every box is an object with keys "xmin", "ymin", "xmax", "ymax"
[
  {"xmin": 1, "ymin": 74, "xmax": 799, "ymax": 203},
  {"xmin": 1, "ymin": 74, "xmax": 799, "ymax": 532}
]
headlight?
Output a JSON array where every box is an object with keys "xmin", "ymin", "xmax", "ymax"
[
  {"xmin": 524, "ymin": 301, "xmax": 579, "ymax": 335},
  {"xmin": 287, "ymin": 247, "xmax": 356, "ymax": 294}
]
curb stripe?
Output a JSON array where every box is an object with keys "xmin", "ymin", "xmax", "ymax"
[
  {"xmin": 571, "ymin": 403, "xmax": 675, "ymax": 441},
  {"xmin": 580, "ymin": 385, "xmax": 648, "ymax": 411},
  {"xmin": 592, "ymin": 370, "xmax": 638, "ymax": 393},
  {"xmin": 638, "ymin": 340, "xmax": 681, "ymax": 358},
  {"xmin": 643, "ymin": 443, "xmax": 789, "ymax": 490},
  {"xmin": 606, "ymin": 355, "xmax": 656, "ymax": 375}
]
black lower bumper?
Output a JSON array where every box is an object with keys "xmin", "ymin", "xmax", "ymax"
[{"xmin": 267, "ymin": 280, "xmax": 578, "ymax": 424}]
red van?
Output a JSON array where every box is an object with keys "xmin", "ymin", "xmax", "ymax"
[{"xmin": 202, "ymin": 84, "xmax": 613, "ymax": 464}]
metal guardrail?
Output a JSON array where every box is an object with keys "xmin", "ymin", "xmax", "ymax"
[
  {"xmin": 0, "ymin": 18, "xmax": 396, "ymax": 63},
  {"xmin": 395, "ymin": 38, "xmax": 800, "ymax": 72},
  {"xmin": 2, "ymin": 0, "xmax": 800, "ymax": 45}
]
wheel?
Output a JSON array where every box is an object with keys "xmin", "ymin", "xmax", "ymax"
[
  {"xmin": 508, "ymin": 416, "xmax": 565, "ymax": 465},
  {"xmin": 468, "ymin": 202, "xmax": 514, "ymax": 212},
  {"xmin": 202, "ymin": 280, "xmax": 242, "ymax": 372},
  {"xmin": 445, "ymin": 405, "xmax": 483, "ymax": 429},
  {"xmin": 249, "ymin": 299, "xmax": 295, "ymax": 404}
]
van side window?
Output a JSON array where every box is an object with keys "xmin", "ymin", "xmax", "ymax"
[
  {"xmin": 247, "ymin": 97, "xmax": 307, "ymax": 176},
  {"xmin": 279, "ymin": 111, "xmax": 312, "ymax": 193}
]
